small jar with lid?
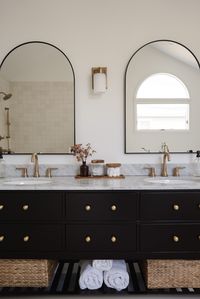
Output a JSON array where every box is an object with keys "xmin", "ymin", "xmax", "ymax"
[
  {"xmin": 90, "ymin": 160, "xmax": 105, "ymax": 176},
  {"xmin": 106, "ymin": 163, "xmax": 121, "ymax": 177}
]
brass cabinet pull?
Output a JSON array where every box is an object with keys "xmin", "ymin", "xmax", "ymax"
[
  {"xmin": 111, "ymin": 205, "xmax": 117, "ymax": 211},
  {"xmin": 22, "ymin": 205, "xmax": 29, "ymax": 211},
  {"xmin": 85, "ymin": 205, "xmax": 91, "ymax": 211},
  {"xmin": 173, "ymin": 204, "xmax": 180, "ymax": 211},
  {"xmin": 23, "ymin": 235, "xmax": 30, "ymax": 242},
  {"xmin": 198, "ymin": 204, "xmax": 200, "ymax": 209},
  {"xmin": 85, "ymin": 236, "xmax": 91, "ymax": 243},
  {"xmin": 111, "ymin": 235, "xmax": 117, "ymax": 243},
  {"xmin": 173, "ymin": 235, "xmax": 179, "ymax": 242},
  {"xmin": 0, "ymin": 236, "xmax": 4, "ymax": 242},
  {"xmin": 198, "ymin": 235, "xmax": 200, "ymax": 240},
  {"xmin": 0, "ymin": 205, "xmax": 4, "ymax": 210}
]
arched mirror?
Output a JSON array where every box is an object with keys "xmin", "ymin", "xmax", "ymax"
[
  {"xmin": 125, "ymin": 40, "xmax": 200, "ymax": 153},
  {"xmin": 0, "ymin": 41, "xmax": 75, "ymax": 154}
]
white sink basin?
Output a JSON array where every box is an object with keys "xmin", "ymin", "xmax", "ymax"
[
  {"xmin": 3, "ymin": 178, "xmax": 52, "ymax": 186},
  {"xmin": 144, "ymin": 178, "xmax": 195, "ymax": 185}
]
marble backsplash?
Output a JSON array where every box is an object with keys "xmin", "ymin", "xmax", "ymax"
[{"xmin": 3, "ymin": 162, "xmax": 199, "ymax": 178}]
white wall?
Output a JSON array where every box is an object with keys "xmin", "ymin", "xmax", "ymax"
[{"xmin": 0, "ymin": 0, "xmax": 199, "ymax": 165}]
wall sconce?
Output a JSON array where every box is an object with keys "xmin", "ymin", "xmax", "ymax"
[{"xmin": 92, "ymin": 67, "xmax": 107, "ymax": 93}]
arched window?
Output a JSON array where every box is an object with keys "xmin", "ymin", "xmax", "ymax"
[{"xmin": 136, "ymin": 73, "xmax": 190, "ymax": 130}]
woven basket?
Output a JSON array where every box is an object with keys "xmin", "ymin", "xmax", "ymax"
[
  {"xmin": 0, "ymin": 259, "xmax": 58, "ymax": 287},
  {"xmin": 142, "ymin": 259, "xmax": 200, "ymax": 289}
]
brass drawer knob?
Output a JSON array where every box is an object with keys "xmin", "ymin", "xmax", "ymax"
[
  {"xmin": 85, "ymin": 236, "xmax": 91, "ymax": 243},
  {"xmin": 111, "ymin": 236, "xmax": 117, "ymax": 243},
  {"xmin": 22, "ymin": 205, "xmax": 29, "ymax": 211},
  {"xmin": 85, "ymin": 205, "xmax": 91, "ymax": 211},
  {"xmin": 23, "ymin": 235, "xmax": 30, "ymax": 242},
  {"xmin": 198, "ymin": 204, "xmax": 200, "ymax": 209},
  {"xmin": 0, "ymin": 236, "xmax": 4, "ymax": 242},
  {"xmin": 111, "ymin": 205, "xmax": 117, "ymax": 211},
  {"xmin": 173, "ymin": 204, "xmax": 180, "ymax": 211},
  {"xmin": 173, "ymin": 235, "xmax": 179, "ymax": 242},
  {"xmin": 0, "ymin": 205, "xmax": 4, "ymax": 210},
  {"xmin": 198, "ymin": 235, "xmax": 200, "ymax": 240}
]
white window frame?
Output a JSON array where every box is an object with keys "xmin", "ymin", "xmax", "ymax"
[{"xmin": 135, "ymin": 73, "xmax": 190, "ymax": 131}]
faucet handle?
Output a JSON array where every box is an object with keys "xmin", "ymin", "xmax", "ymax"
[
  {"xmin": 16, "ymin": 167, "xmax": 28, "ymax": 178},
  {"xmin": 144, "ymin": 167, "xmax": 156, "ymax": 177},
  {"xmin": 173, "ymin": 166, "xmax": 186, "ymax": 177},
  {"xmin": 46, "ymin": 167, "xmax": 58, "ymax": 178}
]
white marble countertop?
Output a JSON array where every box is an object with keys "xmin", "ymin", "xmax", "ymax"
[{"xmin": 0, "ymin": 176, "xmax": 200, "ymax": 190}]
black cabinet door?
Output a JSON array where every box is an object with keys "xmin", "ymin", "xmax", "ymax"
[
  {"xmin": 140, "ymin": 223, "xmax": 200, "ymax": 252},
  {"xmin": 0, "ymin": 224, "xmax": 64, "ymax": 251},
  {"xmin": 67, "ymin": 191, "xmax": 138, "ymax": 221},
  {"xmin": 141, "ymin": 191, "xmax": 200, "ymax": 220},
  {"xmin": 67, "ymin": 224, "xmax": 136, "ymax": 252},
  {"xmin": 0, "ymin": 191, "xmax": 64, "ymax": 220}
]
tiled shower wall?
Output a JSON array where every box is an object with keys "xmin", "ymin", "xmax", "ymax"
[{"xmin": 9, "ymin": 81, "xmax": 74, "ymax": 153}]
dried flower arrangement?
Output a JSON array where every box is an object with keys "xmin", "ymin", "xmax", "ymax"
[{"xmin": 70, "ymin": 143, "xmax": 96, "ymax": 164}]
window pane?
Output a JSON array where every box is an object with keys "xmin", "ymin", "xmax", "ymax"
[
  {"xmin": 137, "ymin": 104, "xmax": 189, "ymax": 130},
  {"xmin": 136, "ymin": 73, "xmax": 189, "ymax": 99}
]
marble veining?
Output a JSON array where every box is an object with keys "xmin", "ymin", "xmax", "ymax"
[
  {"xmin": 4, "ymin": 163, "xmax": 196, "ymax": 178},
  {"xmin": 0, "ymin": 176, "xmax": 200, "ymax": 191}
]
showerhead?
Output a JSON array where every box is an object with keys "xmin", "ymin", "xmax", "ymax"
[{"xmin": 0, "ymin": 91, "xmax": 12, "ymax": 101}]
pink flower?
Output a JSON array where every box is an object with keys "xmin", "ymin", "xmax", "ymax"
[{"xmin": 70, "ymin": 143, "xmax": 96, "ymax": 163}]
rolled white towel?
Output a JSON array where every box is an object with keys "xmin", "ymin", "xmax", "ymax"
[
  {"xmin": 79, "ymin": 260, "xmax": 103, "ymax": 290},
  {"xmin": 92, "ymin": 260, "xmax": 113, "ymax": 271},
  {"xmin": 104, "ymin": 260, "xmax": 129, "ymax": 291}
]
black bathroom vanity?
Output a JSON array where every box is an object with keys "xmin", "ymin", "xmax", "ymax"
[{"xmin": 0, "ymin": 176, "xmax": 200, "ymax": 296}]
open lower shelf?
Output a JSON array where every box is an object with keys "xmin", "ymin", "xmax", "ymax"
[{"xmin": 0, "ymin": 260, "xmax": 199, "ymax": 296}]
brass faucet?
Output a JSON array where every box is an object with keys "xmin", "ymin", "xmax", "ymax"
[
  {"xmin": 31, "ymin": 153, "xmax": 40, "ymax": 177},
  {"xmin": 161, "ymin": 143, "xmax": 170, "ymax": 177}
]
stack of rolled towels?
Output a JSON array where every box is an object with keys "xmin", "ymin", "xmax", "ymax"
[{"xmin": 79, "ymin": 259, "xmax": 129, "ymax": 291}]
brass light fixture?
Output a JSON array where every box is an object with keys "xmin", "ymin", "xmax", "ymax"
[{"xmin": 92, "ymin": 67, "xmax": 107, "ymax": 93}]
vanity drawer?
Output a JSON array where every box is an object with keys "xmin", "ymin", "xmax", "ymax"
[
  {"xmin": 67, "ymin": 224, "xmax": 136, "ymax": 251},
  {"xmin": 140, "ymin": 223, "xmax": 200, "ymax": 252},
  {"xmin": 0, "ymin": 191, "xmax": 63, "ymax": 220},
  {"xmin": 140, "ymin": 191, "xmax": 200, "ymax": 220},
  {"xmin": 67, "ymin": 191, "xmax": 138, "ymax": 221},
  {"xmin": 0, "ymin": 224, "xmax": 64, "ymax": 251}
]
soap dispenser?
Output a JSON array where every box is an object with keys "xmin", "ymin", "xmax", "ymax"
[
  {"xmin": 0, "ymin": 147, "xmax": 5, "ymax": 178},
  {"xmin": 193, "ymin": 150, "xmax": 200, "ymax": 176}
]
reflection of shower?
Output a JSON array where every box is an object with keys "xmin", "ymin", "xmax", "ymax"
[
  {"xmin": 0, "ymin": 91, "xmax": 12, "ymax": 100},
  {"xmin": 5, "ymin": 107, "xmax": 11, "ymax": 153}
]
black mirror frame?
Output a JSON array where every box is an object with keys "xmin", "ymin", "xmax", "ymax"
[
  {"xmin": 124, "ymin": 39, "xmax": 200, "ymax": 154},
  {"xmin": 0, "ymin": 41, "xmax": 76, "ymax": 155}
]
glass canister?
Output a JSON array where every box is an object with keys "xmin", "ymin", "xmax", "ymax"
[
  {"xmin": 90, "ymin": 160, "xmax": 105, "ymax": 176},
  {"xmin": 106, "ymin": 163, "xmax": 121, "ymax": 177}
]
